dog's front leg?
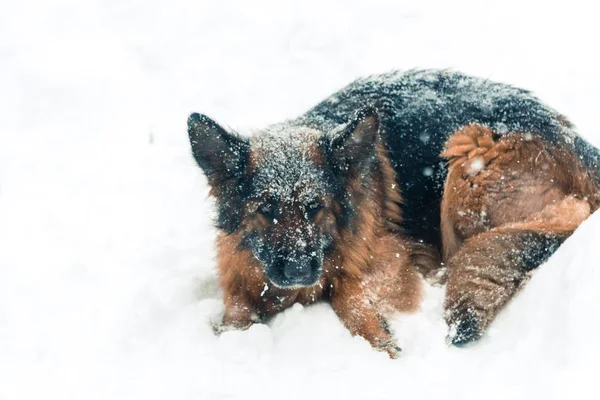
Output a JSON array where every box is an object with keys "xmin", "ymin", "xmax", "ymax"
[
  {"xmin": 330, "ymin": 277, "xmax": 401, "ymax": 358},
  {"xmin": 215, "ymin": 292, "xmax": 256, "ymax": 333}
]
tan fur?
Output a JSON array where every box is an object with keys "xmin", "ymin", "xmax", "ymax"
[
  {"xmin": 216, "ymin": 144, "xmax": 437, "ymax": 357},
  {"xmin": 379, "ymin": 145, "xmax": 405, "ymax": 232},
  {"xmin": 441, "ymin": 124, "xmax": 600, "ymax": 338}
]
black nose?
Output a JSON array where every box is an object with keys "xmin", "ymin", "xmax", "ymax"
[{"xmin": 284, "ymin": 259, "xmax": 311, "ymax": 282}]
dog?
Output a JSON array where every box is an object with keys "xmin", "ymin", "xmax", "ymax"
[{"xmin": 188, "ymin": 69, "xmax": 600, "ymax": 355}]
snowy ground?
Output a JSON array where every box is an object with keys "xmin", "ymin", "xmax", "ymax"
[{"xmin": 1, "ymin": 0, "xmax": 600, "ymax": 399}]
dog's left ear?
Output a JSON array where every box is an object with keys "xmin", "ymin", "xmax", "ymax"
[{"xmin": 320, "ymin": 106, "xmax": 380, "ymax": 175}]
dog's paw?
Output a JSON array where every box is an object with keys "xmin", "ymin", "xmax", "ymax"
[
  {"xmin": 377, "ymin": 339, "xmax": 402, "ymax": 359},
  {"xmin": 212, "ymin": 321, "xmax": 253, "ymax": 335},
  {"xmin": 446, "ymin": 308, "xmax": 483, "ymax": 346}
]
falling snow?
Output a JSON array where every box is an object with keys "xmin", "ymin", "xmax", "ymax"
[
  {"xmin": 2, "ymin": 1, "xmax": 600, "ymax": 400},
  {"xmin": 466, "ymin": 157, "xmax": 485, "ymax": 176}
]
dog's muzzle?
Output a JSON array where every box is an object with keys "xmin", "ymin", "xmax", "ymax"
[{"xmin": 283, "ymin": 258, "xmax": 312, "ymax": 283}]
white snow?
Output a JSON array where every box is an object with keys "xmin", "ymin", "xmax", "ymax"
[
  {"xmin": 422, "ymin": 166, "xmax": 434, "ymax": 177},
  {"xmin": 466, "ymin": 157, "xmax": 485, "ymax": 176},
  {"xmin": 1, "ymin": 0, "xmax": 600, "ymax": 399}
]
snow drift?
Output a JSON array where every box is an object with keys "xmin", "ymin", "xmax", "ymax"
[{"xmin": 1, "ymin": 0, "xmax": 599, "ymax": 399}]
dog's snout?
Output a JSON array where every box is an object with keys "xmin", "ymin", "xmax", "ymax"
[
  {"xmin": 265, "ymin": 250, "xmax": 321, "ymax": 288},
  {"xmin": 283, "ymin": 259, "xmax": 312, "ymax": 282}
]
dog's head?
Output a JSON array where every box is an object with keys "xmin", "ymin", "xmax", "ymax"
[{"xmin": 188, "ymin": 108, "xmax": 380, "ymax": 289}]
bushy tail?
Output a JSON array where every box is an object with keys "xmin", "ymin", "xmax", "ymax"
[{"xmin": 441, "ymin": 123, "xmax": 499, "ymax": 171}]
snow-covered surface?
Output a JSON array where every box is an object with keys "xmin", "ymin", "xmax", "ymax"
[{"xmin": 1, "ymin": 0, "xmax": 599, "ymax": 398}]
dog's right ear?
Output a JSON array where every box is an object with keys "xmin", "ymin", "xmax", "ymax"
[
  {"xmin": 187, "ymin": 113, "xmax": 250, "ymax": 188},
  {"xmin": 188, "ymin": 113, "xmax": 251, "ymax": 233}
]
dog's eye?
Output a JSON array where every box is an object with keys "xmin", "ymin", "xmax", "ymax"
[
  {"xmin": 306, "ymin": 201, "xmax": 323, "ymax": 219},
  {"xmin": 258, "ymin": 203, "xmax": 275, "ymax": 218}
]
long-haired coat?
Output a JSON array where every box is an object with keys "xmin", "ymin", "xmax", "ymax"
[{"xmin": 188, "ymin": 69, "xmax": 600, "ymax": 355}]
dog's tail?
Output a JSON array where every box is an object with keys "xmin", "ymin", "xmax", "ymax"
[{"xmin": 441, "ymin": 123, "xmax": 499, "ymax": 174}]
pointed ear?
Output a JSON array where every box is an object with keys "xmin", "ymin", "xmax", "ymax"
[
  {"xmin": 187, "ymin": 113, "xmax": 250, "ymax": 187},
  {"xmin": 188, "ymin": 113, "xmax": 251, "ymax": 233},
  {"xmin": 320, "ymin": 106, "xmax": 380, "ymax": 175}
]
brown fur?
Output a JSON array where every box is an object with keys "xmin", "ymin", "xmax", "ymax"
[
  {"xmin": 216, "ymin": 144, "xmax": 433, "ymax": 357},
  {"xmin": 441, "ymin": 124, "xmax": 600, "ymax": 341}
]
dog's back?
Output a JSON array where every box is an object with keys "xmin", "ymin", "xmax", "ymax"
[{"xmin": 293, "ymin": 69, "xmax": 600, "ymax": 246}]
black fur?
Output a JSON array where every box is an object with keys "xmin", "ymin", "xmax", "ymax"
[
  {"xmin": 293, "ymin": 69, "xmax": 600, "ymax": 246},
  {"xmin": 516, "ymin": 231, "xmax": 566, "ymax": 272},
  {"xmin": 319, "ymin": 106, "xmax": 380, "ymax": 177},
  {"xmin": 188, "ymin": 113, "xmax": 251, "ymax": 233},
  {"xmin": 449, "ymin": 309, "xmax": 482, "ymax": 346}
]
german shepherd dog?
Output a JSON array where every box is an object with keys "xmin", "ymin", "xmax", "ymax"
[{"xmin": 188, "ymin": 69, "xmax": 600, "ymax": 356}]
